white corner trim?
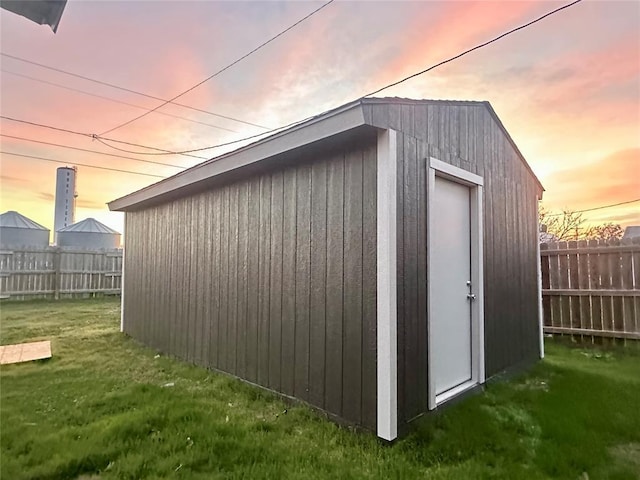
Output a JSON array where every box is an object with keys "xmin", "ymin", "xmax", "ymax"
[
  {"xmin": 120, "ymin": 217, "xmax": 125, "ymax": 333},
  {"xmin": 376, "ymin": 129, "xmax": 398, "ymax": 441},
  {"xmin": 536, "ymin": 202, "xmax": 544, "ymax": 359},
  {"xmin": 426, "ymin": 166, "xmax": 436, "ymax": 411},
  {"xmin": 473, "ymin": 186, "xmax": 485, "ymax": 383},
  {"xmin": 429, "ymin": 157, "xmax": 484, "ymax": 187}
]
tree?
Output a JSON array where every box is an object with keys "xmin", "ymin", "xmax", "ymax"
[
  {"xmin": 539, "ymin": 207, "xmax": 623, "ymax": 243},
  {"xmin": 584, "ymin": 223, "xmax": 624, "ymax": 242}
]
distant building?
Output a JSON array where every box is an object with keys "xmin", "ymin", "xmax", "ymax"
[
  {"xmin": 0, "ymin": 211, "xmax": 50, "ymax": 247},
  {"xmin": 622, "ymin": 226, "xmax": 640, "ymax": 242},
  {"xmin": 57, "ymin": 218, "xmax": 121, "ymax": 249},
  {"xmin": 53, "ymin": 166, "xmax": 77, "ymax": 244}
]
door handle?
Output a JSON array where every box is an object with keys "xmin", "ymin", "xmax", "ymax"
[{"xmin": 467, "ymin": 294, "xmax": 476, "ymax": 300}]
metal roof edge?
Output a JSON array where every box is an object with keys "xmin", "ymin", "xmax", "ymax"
[
  {"xmin": 109, "ymin": 99, "xmax": 366, "ymax": 211},
  {"xmin": 481, "ymin": 101, "xmax": 545, "ymax": 197}
]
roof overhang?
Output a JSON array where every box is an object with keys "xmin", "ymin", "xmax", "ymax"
[{"xmin": 109, "ymin": 100, "xmax": 367, "ymax": 212}]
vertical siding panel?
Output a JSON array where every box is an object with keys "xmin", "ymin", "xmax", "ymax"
[
  {"xmin": 147, "ymin": 210, "xmax": 157, "ymax": 349},
  {"xmin": 161, "ymin": 206, "xmax": 171, "ymax": 354},
  {"xmin": 401, "ymin": 104, "xmax": 415, "ymax": 137},
  {"xmin": 172, "ymin": 201, "xmax": 183, "ymax": 359},
  {"xmin": 246, "ymin": 178, "xmax": 261, "ymax": 382},
  {"xmin": 309, "ymin": 160, "xmax": 327, "ymax": 408},
  {"xmin": 258, "ymin": 175, "xmax": 272, "ymax": 385},
  {"xmin": 414, "ymin": 104, "xmax": 428, "ymax": 142},
  {"xmin": 183, "ymin": 199, "xmax": 193, "ymax": 362},
  {"xmin": 171, "ymin": 202, "xmax": 181, "ymax": 359},
  {"xmin": 416, "ymin": 140, "xmax": 428, "ymax": 411},
  {"xmin": 280, "ymin": 169, "xmax": 298, "ymax": 396},
  {"xmin": 227, "ymin": 185, "xmax": 239, "ymax": 374},
  {"xmin": 192, "ymin": 196, "xmax": 203, "ymax": 364},
  {"xmin": 202, "ymin": 192, "xmax": 213, "ymax": 367},
  {"xmin": 166, "ymin": 206, "xmax": 175, "ymax": 357},
  {"xmin": 218, "ymin": 189, "xmax": 230, "ymax": 371},
  {"xmin": 403, "ymin": 135, "xmax": 419, "ymax": 420},
  {"xmin": 236, "ymin": 183, "xmax": 249, "ymax": 378},
  {"xmin": 269, "ymin": 172, "xmax": 284, "ymax": 391},
  {"xmin": 294, "ymin": 164, "xmax": 312, "ymax": 401},
  {"xmin": 343, "ymin": 149, "xmax": 363, "ymax": 424},
  {"xmin": 209, "ymin": 190, "xmax": 222, "ymax": 368},
  {"xmin": 361, "ymin": 144, "xmax": 378, "ymax": 431},
  {"xmin": 324, "ymin": 154, "xmax": 344, "ymax": 415}
]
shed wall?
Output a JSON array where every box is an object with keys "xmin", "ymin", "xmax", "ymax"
[
  {"xmin": 123, "ymin": 140, "xmax": 378, "ymax": 429},
  {"xmin": 364, "ymin": 102, "xmax": 540, "ymax": 423}
]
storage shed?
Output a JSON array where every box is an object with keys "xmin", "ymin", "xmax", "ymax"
[
  {"xmin": 109, "ymin": 98, "xmax": 544, "ymax": 441},
  {"xmin": 0, "ymin": 211, "xmax": 50, "ymax": 247},
  {"xmin": 57, "ymin": 218, "xmax": 121, "ymax": 249}
]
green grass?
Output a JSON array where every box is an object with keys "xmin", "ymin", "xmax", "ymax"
[{"xmin": 1, "ymin": 299, "xmax": 639, "ymax": 479}]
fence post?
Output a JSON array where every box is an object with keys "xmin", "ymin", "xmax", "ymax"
[{"xmin": 53, "ymin": 247, "xmax": 61, "ymax": 300}]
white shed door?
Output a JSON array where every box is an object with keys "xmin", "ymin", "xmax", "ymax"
[{"xmin": 431, "ymin": 176, "xmax": 473, "ymax": 397}]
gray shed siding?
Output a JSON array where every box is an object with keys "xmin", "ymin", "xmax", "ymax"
[
  {"xmin": 122, "ymin": 140, "xmax": 378, "ymax": 429},
  {"xmin": 363, "ymin": 101, "xmax": 541, "ymax": 424}
]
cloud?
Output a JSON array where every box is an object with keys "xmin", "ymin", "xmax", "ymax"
[
  {"xmin": 37, "ymin": 192, "xmax": 54, "ymax": 201},
  {"xmin": 541, "ymin": 148, "xmax": 640, "ymax": 226}
]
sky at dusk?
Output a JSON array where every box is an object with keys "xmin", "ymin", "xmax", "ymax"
[{"xmin": 1, "ymin": 0, "xmax": 638, "ymax": 239}]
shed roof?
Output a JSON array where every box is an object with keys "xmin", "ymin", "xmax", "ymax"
[
  {"xmin": 0, "ymin": 211, "xmax": 48, "ymax": 230},
  {"xmin": 57, "ymin": 217, "xmax": 120, "ymax": 234},
  {"xmin": 109, "ymin": 97, "xmax": 543, "ymax": 212}
]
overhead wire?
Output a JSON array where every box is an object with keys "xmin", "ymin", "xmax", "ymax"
[
  {"xmin": 98, "ymin": 0, "xmax": 335, "ymax": 135},
  {"xmin": 0, "ymin": 52, "xmax": 269, "ymax": 129},
  {"xmin": 2, "ymin": 69, "xmax": 240, "ymax": 133},
  {"xmin": 0, "ymin": 115, "xmax": 209, "ymax": 160},
  {"xmin": 544, "ymin": 198, "xmax": 640, "ymax": 216},
  {"xmin": 362, "ymin": 0, "xmax": 583, "ymax": 97},
  {"xmin": 0, "ymin": 133, "xmax": 186, "ymax": 169},
  {"xmin": 83, "ymin": 0, "xmax": 584, "ymax": 156},
  {"xmin": 0, "ymin": 151, "xmax": 168, "ymax": 178}
]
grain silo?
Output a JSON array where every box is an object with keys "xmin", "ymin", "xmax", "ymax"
[
  {"xmin": 53, "ymin": 166, "xmax": 77, "ymax": 244},
  {"xmin": 0, "ymin": 211, "xmax": 50, "ymax": 247},
  {"xmin": 57, "ymin": 218, "xmax": 121, "ymax": 249}
]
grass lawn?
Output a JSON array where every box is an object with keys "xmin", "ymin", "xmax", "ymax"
[{"xmin": 1, "ymin": 298, "xmax": 639, "ymax": 479}]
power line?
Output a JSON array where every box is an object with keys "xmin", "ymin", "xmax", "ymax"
[
  {"xmin": 0, "ymin": 133, "xmax": 186, "ymax": 169},
  {"xmin": 363, "ymin": 0, "xmax": 583, "ymax": 97},
  {"xmin": 0, "ymin": 52, "xmax": 269, "ymax": 129},
  {"xmin": 1, "ymin": 69, "xmax": 240, "ymax": 133},
  {"xmin": 545, "ymin": 198, "xmax": 640, "ymax": 216},
  {"xmin": 99, "ymin": 0, "xmax": 335, "ymax": 136},
  {"xmin": 0, "ymin": 151, "xmax": 168, "ymax": 178},
  {"xmin": 93, "ymin": 116, "xmax": 312, "ymax": 156},
  {"xmin": 89, "ymin": 0, "xmax": 584, "ymax": 156},
  {"xmin": 0, "ymin": 115, "xmax": 209, "ymax": 160}
]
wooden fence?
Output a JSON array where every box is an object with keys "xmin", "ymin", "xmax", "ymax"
[
  {"xmin": 540, "ymin": 240, "xmax": 640, "ymax": 342},
  {"xmin": 0, "ymin": 247, "xmax": 123, "ymax": 300}
]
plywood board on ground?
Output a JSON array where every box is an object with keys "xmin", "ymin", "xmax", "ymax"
[{"xmin": 0, "ymin": 340, "xmax": 51, "ymax": 365}]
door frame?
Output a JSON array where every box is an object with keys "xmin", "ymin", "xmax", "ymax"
[{"xmin": 427, "ymin": 157, "xmax": 485, "ymax": 410}]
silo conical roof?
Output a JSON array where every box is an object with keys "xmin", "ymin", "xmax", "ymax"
[
  {"xmin": 0, "ymin": 211, "xmax": 48, "ymax": 230},
  {"xmin": 56, "ymin": 217, "xmax": 120, "ymax": 234}
]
